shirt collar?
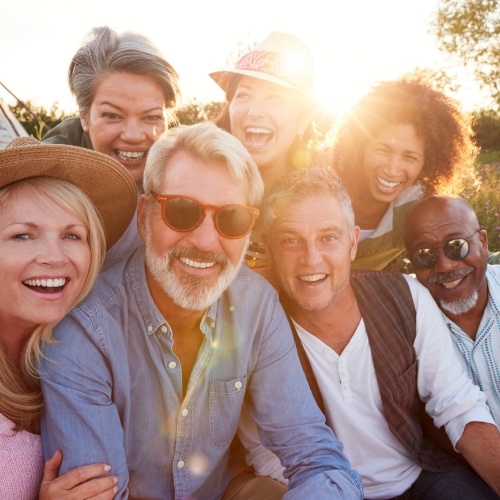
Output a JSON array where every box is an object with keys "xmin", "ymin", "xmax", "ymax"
[{"xmin": 129, "ymin": 247, "xmax": 218, "ymax": 337}]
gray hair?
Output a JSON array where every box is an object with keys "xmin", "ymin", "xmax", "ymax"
[
  {"xmin": 69, "ymin": 26, "xmax": 181, "ymax": 118},
  {"xmin": 143, "ymin": 122, "xmax": 264, "ymax": 206},
  {"xmin": 260, "ymin": 167, "xmax": 355, "ymax": 235}
]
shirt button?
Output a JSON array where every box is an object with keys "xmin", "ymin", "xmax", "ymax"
[
  {"xmin": 147, "ymin": 325, "xmax": 153, "ymax": 333},
  {"xmin": 160, "ymin": 325, "xmax": 168, "ymax": 334},
  {"xmin": 168, "ymin": 361, "xmax": 177, "ymax": 369},
  {"xmin": 177, "ymin": 460, "xmax": 185, "ymax": 469},
  {"xmin": 234, "ymin": 381, "xmax": 243, "ymax": 390},
  {"xmin": 181, "ymin": 408, "xmax": 188, "ymax": 417}
]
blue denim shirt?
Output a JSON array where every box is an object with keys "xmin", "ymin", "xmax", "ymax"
[{"xmin": 40, "ymin": 246, "xmax": 362, "ymax": 499}]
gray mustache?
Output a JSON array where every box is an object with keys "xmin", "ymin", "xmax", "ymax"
[{"xmin": 428, "ymin": 267, "xmax": 472, "ymax": 284}]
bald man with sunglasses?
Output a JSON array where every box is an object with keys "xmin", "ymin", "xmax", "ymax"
[
  {"xmin": 39, "ymin": 123, "xmax": 362, "ymax": 500},
  {"xmin": 403, "ymin": 195, "xmax": 500, "ymax": 427}
]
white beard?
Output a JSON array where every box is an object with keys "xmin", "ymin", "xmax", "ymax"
[
  {"xmin": 440, "ymin": 290, "xmax": 479, "ymax": 316},
  {"xmin": 145, "ymin": 225, "xmax": 247, "ymax": 311}
]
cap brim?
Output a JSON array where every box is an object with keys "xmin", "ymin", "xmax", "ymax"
[
  {"xmin": 0, "ymin": 142, "xmax": 137, "ymax": 249},
  {"xmin": 210, "ymin": 69, "xmax": 308, "ymax": 94}
]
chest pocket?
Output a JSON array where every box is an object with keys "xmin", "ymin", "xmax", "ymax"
[{"xmin": 209, "ymin": 376, "xmax": 247, "ymax": 448}]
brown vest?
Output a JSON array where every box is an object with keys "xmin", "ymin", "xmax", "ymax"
[{"xmin": 284, "ymin": 270, "xmax": 457, "ymax": 472}]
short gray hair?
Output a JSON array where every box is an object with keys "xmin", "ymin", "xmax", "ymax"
[
  {"xmin": 143, "ymin": 122, "xmax": 264, "ymax": 207},
  {"xmin": 69, "ymin": 26, "xmax": 181, "ymax": 119},
  {"xmin": 260, "ymin": 167, "xmax": 355, "ymax": 235}
]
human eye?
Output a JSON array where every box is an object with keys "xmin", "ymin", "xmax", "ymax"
[
  {"xmin": 234, "ymin": 89, "xmax": 250, "ymax": 100},
  {"xmin": 269, "ymin": 93, "xmax": 285, "ymax": 102},
  {"xmin": 148, "ymin": 115, "xmax": 163, "ymax": 122},
  {"xmin": 13, "ymin": 233, "xmax": 30, "ymax": 241},
  {"xmin": 375, "ymin": 146, "xmax": 390, "ymax": 156},
  {"xmin": 63, "ymin": 225, "xmax": 88, "ymax": 242},
  {"xmin": 102, "ymin": 112, "xmax": 121, "ymax": 120},
  {"xmin": 277, "ymin": 234, "xmax": 300, "ymax": 247},
  {"xmin": 404, "ymin": 153, "xmax": 419, "ymax": 162},
  {"xmin": 323, "ymin": 233, "xmax": 338, "ymax": 243}
]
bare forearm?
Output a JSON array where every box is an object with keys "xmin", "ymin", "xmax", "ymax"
[{"xmin": 456, "ymin": 422, "xmax": 500, "ymax": 495}]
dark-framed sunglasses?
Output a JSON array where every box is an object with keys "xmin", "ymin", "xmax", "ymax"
[
  {"xmin": 151, "ymin": 192, "xmax": 260, "ymax": 239},
  {"xmin": 410, "ymin": 229, "xmax": 481, "ymax": 270}
]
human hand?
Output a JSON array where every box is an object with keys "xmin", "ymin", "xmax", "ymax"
[{"xmin": 39, "ymin": 449, "xmax": 117, "ymax": 499}]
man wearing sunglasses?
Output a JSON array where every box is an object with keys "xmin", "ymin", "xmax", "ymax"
[
  {"xmin": 239, "ymin": 169, "xmax": 500, "ymax": 499},
  {"xmin": 39, "ymin": 123, "xmax": 363, "ymax": 499},
  {"xmin": 403, "ymin": 195, "xmax": 500, "ymax": 428}
]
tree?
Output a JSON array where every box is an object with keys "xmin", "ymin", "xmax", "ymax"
[
  {"xmin": 9, "ymin": 100, "xmax": 75, "ymax": 139},
  {"xmin": 177, "ymin": 99, "xmax": 224, "ymax": 125},
  {"xmin": 431, "ymin": 0, "xmax": 500, "ymax": 107}
]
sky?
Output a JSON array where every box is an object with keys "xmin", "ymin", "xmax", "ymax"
[{"xmin": 0, "ymin": 0, "xmax": 493, "ymax": 119}]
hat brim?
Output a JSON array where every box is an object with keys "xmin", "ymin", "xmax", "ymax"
[
  {"xmin": 210, "ymin": 69, "xmax": 308, "ymax": 94},
  {"xmin": 0, "ymin": 141, "xmax": 137, "ymax": 250}
]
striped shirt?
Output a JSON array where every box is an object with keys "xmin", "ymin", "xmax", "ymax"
[{"xmin": 444, "ymin": 265, "xmax": 500, "ymax": 427}]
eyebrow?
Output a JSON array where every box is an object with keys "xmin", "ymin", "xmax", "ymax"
[{"xmin": 98, "ymin": 100, "xmax": 164, "ymax": 113}]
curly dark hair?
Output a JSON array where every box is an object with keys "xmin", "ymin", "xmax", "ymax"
[{"xmin": 330, "ymin": 75, "xmax": 478, "ymax": 195}]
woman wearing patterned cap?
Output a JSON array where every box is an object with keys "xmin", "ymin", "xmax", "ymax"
[
  {"xmin": 0, "ymin": 138, "xmax": 136, "ymax": 498},
  {"xmin": 211, "ymin": 32, "xmax": 325, "ymax": 277}
]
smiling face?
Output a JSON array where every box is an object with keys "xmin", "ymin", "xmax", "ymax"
[
  {"xmin": 80, "ymin": 72, "xmax": 167, "ymax": 184},
  {"xmin": 138, "ymin": 150, "xmax": 250, "ymax": 312},
  {"xmin": 404, "ymin": 197, "xmax": 489, "ymax": 319},
  {"xmin": 362, "ymin": 122, "xmax": 425, "ymax": 203},
  {"xmin": 0, "ymin": 187, "xmax": 91, "ymax": 337},
  {"xmin": 267, "ymin": 193, "xmax": 359, "ymax": 312},
  {"xmin": 228, "ymin": 76, "xmax": 302, "ymax": 183}
]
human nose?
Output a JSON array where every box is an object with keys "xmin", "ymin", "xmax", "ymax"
[
  {"xmin": 301, "ymin": 240, "xmax": 322, "ymax": 266},
  {"xmin": 121, "ymin": 118, "xmax": 146, "ymax": 142},
  {"xmin": 246, "ymin": 97, "xmax": 266, "ymax": 118},
  {"xmin": 433, "ymin": 246, "xmax": 460, "ymax": 272},
  {"xmin": 35, "ymin": 237, "xmax": 69, "ymax": 266},
  {"xmin": 384, "ymin": 154, "xmax": 402, "ymax": 176},
  {"xmin": 185, "ymin": 209, "xmax": 220, "ymax": 249}
]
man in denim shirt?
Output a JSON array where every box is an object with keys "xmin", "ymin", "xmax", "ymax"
[{"xmin": 39, "ymin": 123, "xmax": 362, "ymax": 499}]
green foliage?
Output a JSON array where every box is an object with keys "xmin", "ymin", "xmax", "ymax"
[
  {"xmin": 461, "ymin": 162, "xmax": 500, "ymax": 251},
  {"xmin": 9, "ymin": 100, "xmax": 75, "ymax": 140},
  {"xmin": 431, "ymin": 0, "xmax": 500, "ymax": 108},
  {"xmin": 473, "ymin": 110, "xmax": 500, "ymax": 151},
  {"xmin": 177, "ymin": 99, "xmax": 224, "ymax": 125}
]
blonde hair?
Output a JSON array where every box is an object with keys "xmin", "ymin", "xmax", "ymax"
[
  {"xmin": 0, "ymin": 177, "xmax": 105, "ymax": 430},
  {"xmin": 143, "ymin": 122, "xmax": 264, "ymax": 206}
]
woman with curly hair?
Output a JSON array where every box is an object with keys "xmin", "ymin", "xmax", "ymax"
[{"xmin": 331, "ymin": 75, "xmax": 478, "ymax": 270}]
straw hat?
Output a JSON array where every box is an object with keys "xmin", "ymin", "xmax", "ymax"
[
  {"xmin": 0, "ymin": 137, "xmax": 137, "ymax": 249},
  {"xmin": 210, "ymin": 31, "xmax": 314, "ymax": 95}
]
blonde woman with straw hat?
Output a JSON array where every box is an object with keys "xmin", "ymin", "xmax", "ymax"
[{"xmin": 0, "ymin": 137, "xmax": 136, "ymax": 499}]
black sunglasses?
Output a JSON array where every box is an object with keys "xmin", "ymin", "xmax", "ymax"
[
  {"xmin": 151, "ymin": 192, "xmax": 260, "ymax": 239},
  {"xmin": 410, "ymin": 229, "xmax": 481, "ymax": 270}
]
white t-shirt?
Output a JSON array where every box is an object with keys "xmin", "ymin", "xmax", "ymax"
[{"xmin": 238, "ymin": 275, "xmax": 494, "ymax": 498}]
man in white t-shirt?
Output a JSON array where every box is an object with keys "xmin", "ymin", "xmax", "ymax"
[
  {"xmin": 240, "ymin": 169, "xmax": 500, "ymax": 499},
  {"xmin": 403, "ymin": 195, "xmax": 500, "ymax": 427}
]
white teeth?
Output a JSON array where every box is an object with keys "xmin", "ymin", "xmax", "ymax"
[
  {"xmin": 300, "ymin": 274, "xmax": 326, "ymax": 282},
  {"xmin": 24, "ymin": 278, "xmax": 66, "ymax": 287},
  {"xmin": 376, "ymin": 176, "xmax": 401, "ymax": 189},
  {"xmin": 116, "ymin": 151, "xmax": 145, "ymax": 160},
  {"xmin": 245, "ymin": 127, "xmax": 272, "ymax": 134},
  {"xmin": 442, "ymin": 278, "xmax": 462, "ymax": 289},
  {"xmin": 180, "ymin": 257, "xmax": 215, "ymax": 269}
]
